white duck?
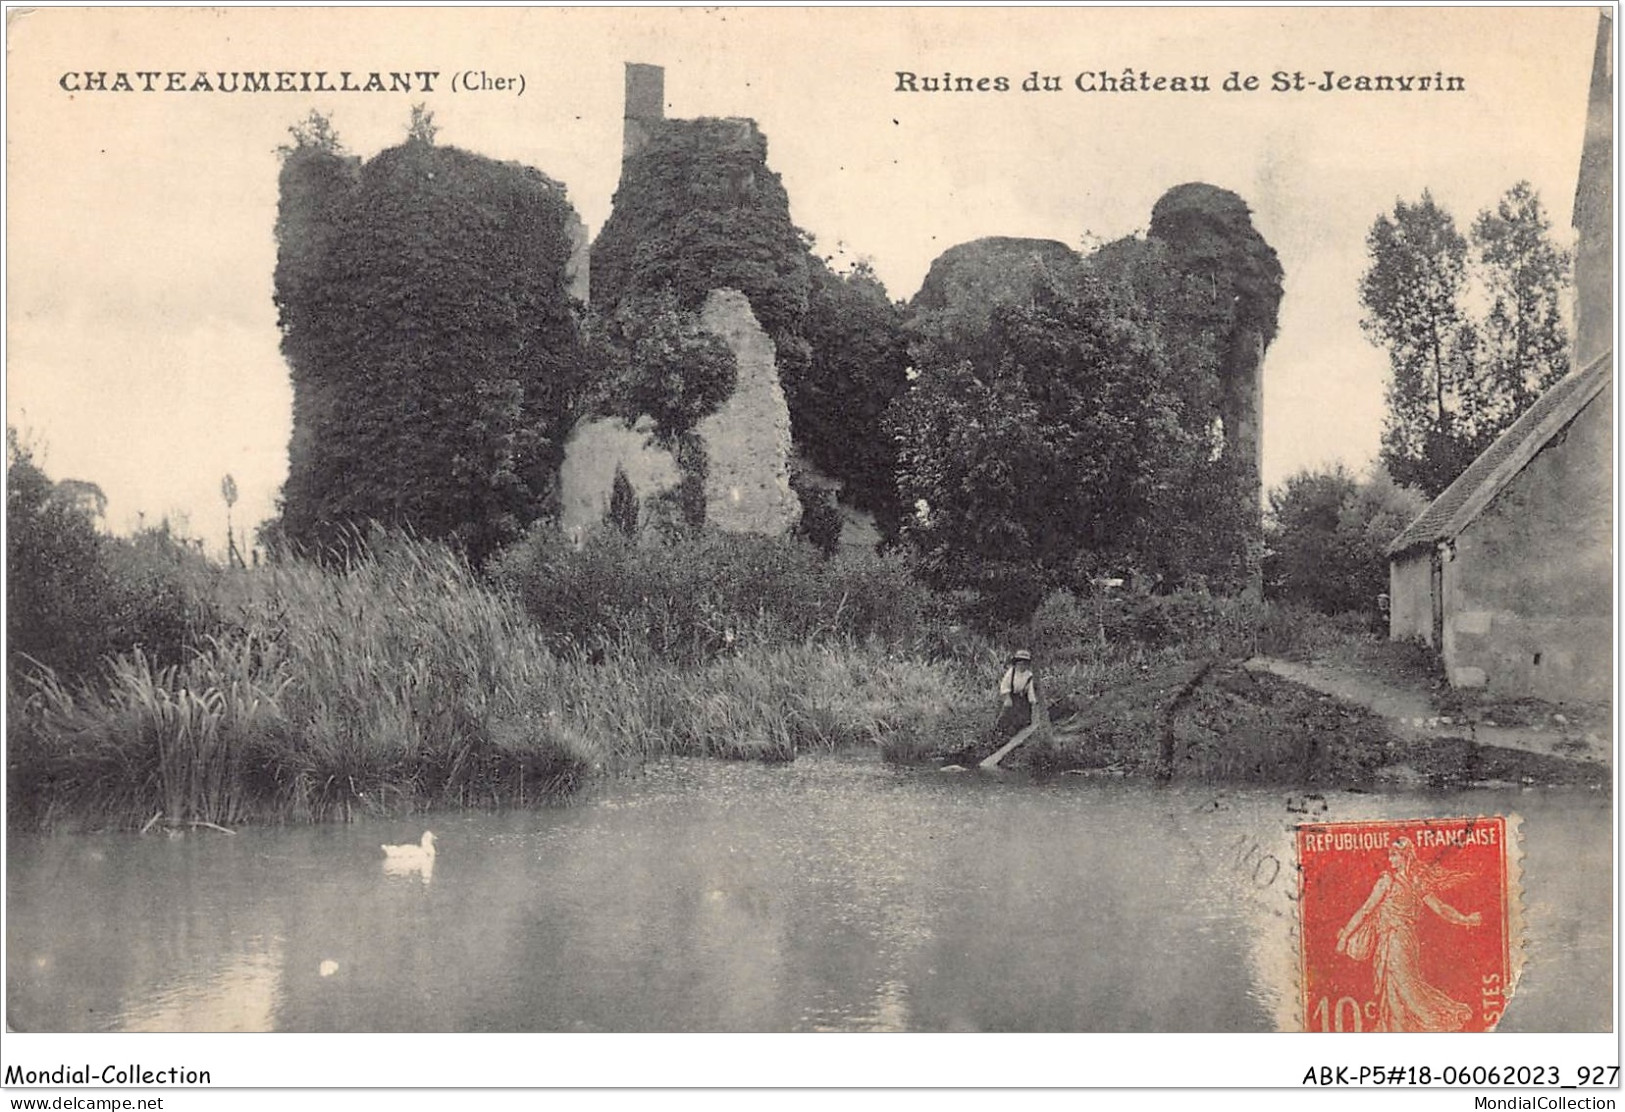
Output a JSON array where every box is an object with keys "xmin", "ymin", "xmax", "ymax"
[{"xmin": 381, "ymin": 831, "xmax": 437, "ymax": 863}]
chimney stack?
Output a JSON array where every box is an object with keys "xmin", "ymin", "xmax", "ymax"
[{"xmin": 623, "ymin": 63, "xmax": 665, "ymax": 161}]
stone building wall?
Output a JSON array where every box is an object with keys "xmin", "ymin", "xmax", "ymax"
[
  {"xmin": 1388, "ymin": 550, "xmax": 1433, "ymax": 644},
  {"xmin": 1442, "ymin": 382, "xmax": 1613, "ymax": 700}
]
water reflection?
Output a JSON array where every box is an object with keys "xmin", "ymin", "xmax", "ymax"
[
  {"xmin": 382, "ymin": 855, "xmax": 435, "ymax": 884},
  {"xmin": 122, "ymin": 943, "xmax": 282, "ymax": 1033},
  {"xmin": 5, "ymin": 754, "xmax": 1611, "ymax": 1032}
]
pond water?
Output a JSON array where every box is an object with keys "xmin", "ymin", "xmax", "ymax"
[{"xmin": 6, "ymin": 752, "xmax": 1612, "ymax": 1032}]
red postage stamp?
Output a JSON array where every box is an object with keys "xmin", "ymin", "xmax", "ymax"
[{"xmin": 1297, "ymin": 816, "xmax": 1516, "ymax": 1032}]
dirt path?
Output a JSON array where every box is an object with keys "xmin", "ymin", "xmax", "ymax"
[{"xmin": 1246, "ymin": 656, "xmax": 1610, "ymax": 767}]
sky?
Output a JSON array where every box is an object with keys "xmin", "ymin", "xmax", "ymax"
[{"xmin": 5, "ymin": 6, "xmax": 1602, "ymax": 558}]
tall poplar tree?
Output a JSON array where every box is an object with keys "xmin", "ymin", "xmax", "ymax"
[
  {"xmin": 1360, "ymin": 192, "xmax": 1479, "ymax": 498},
  {"xmin": 1470, "ymin": 182, "xmax": 1572, "ymax": 434},
  {"xmin": 1361, "ymin": 186, "xmax": 1572, "ymax": 499}
]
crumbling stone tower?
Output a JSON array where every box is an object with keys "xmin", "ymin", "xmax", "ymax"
[
  {"xmin": 1149, "ymin": 183, "xmax": 1283, "ymax": 598},
  {"xmin": 623, "ymin": 62, "xmax": 665, "ymax": 162}
]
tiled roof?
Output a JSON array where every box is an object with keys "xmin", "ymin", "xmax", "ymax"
[{"xmin": 1387, "ymin": 353, "xmax": 1613, "ymax": 557}]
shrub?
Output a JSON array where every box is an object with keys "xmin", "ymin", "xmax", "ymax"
[
  {"xmin": 6, "ymin": 431, "xmax": 223, "ymax": 687},
  {"xmin": 789, "ymin": 467, "xmax": 842, "ymax": 556},
  {"xmin": 1027, "ymin": 588, "xmax": 1103, "ymax": 663},
  {"xmin": 605, "ymin": 465, "xmax": 640, "ymax": 537},
  {"xmin": 100, "ymin": 525, "xmax": 225, "ymax": 670},
  {"xmin": 491, "ymin": 527, "xmax": 941, "ymax": 662},
  {"xmin": 1097, "ymin": 590, "xmax": 1261, "ymax": 658},
  {"xmin": 1254, "ymin": 601, "xmax": 1378, "ymax": 660}
]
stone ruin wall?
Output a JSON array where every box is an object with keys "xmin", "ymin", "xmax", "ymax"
[
  {"xmin": 693, "ymin": 289, "xmax": 801, "ymax": 535},
  {"xmin": 555, "ymin": 415, "xmax": 680, "ymax": 543},
  {"xmin": 556, "ymin": 288, "xmax": 800, "ymax": 540},
  {"xmin": 563, "ymin": 208, "xmax": 590, "ymax": 304}
]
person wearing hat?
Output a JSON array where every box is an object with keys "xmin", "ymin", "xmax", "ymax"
[{"xmin": 990, "ymin": 649, "xmax": 1039, "ymax": 750}]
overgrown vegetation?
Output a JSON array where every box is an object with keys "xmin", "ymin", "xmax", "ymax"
[
  {"xmin": 890, "ymin": 186, "xmax": 1282, "ymax": 618},
  {"xmin": 19, "ymin": 415, "xmax": 1417, "ymax": 830},
  {"xmin": 892, "ymin": 254, "xmax": 1240, "ymax": 618},
  {"xmin": 9, "ymin": 539, "xmax": 598, "ymax": 829},
  {"xmin": 10, "ymin": 484, "xmax": 1583, "ymax": 831},
  {"xmin": 795, "ymin": 257, "xmax": 912, "ymax": 534},
  {"xmin": 587, "ymin": 117, "xmax": 915, "ymax": 536},
  {"xmin": 10, "ymin": 522, "xmax": 1007, "ymax": 830},
  {"xmin": 273, "ymin": 112, "xmax": 589, "ymax": 565},
  {"xmin": 19, "ymin": 113, "xmax": 1590, "ymax": 833},
  {"xmin": 488, "ymin": 528, "xmax": 943, "ymax": 664},
  {"xmin": 589, "ymin": 117, "xmax": 812, "ymax": 382},
  {"xmin": 591, "ymin": 290, "xmax": 738, "ymax": 446}
]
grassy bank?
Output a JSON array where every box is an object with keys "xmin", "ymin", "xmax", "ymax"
[
  {"xmin": 7, "ymin": 535, "xmax": 999, "ymax": 830},
  {"xmin": 16, "ymin": 526, "xmax": 1569, "ymax": 832}
]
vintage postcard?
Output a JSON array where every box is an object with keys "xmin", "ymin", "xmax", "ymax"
[{"xmin": 2, "ymin": 4, "xmax": 1613, "ymax": 1094}]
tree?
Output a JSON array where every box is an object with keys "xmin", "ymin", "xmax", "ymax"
[
  {"xmin": 405, "ymin": 103, "xmax": 439, "ymax": 146},
  {"xmin": 276, "ymin": 109, "xmax": 345, "ymax": 158},
  {"xmin": 1471, "ymin": 182, "xmax": 1571, "ymax": 433},
  {"xmin": 1360, "ymin": 192, "xmax": 1479, "ymax": 498},
  {"xmin": 605, "ymin": 465, "xmax": 639, "ymax": 537},
  {"xmin": 7, "ymin": 430, "xmax": 217, "ymax": 684},
  {"xmin": 890, "ymin": 260, "xmax": 1235, "ymax": 617},
  {"xmin": 593, "ymin": 290, "xmax": 736, "ymax": 446},
  {"xmin": 793, "ymin": 257, "xmax": 911, "ymax": 533},
  {"xmin": 1361, "ymin": 186, "xmax": 1572, "ymax": 499},
  {"xmin": 273, "ymin": 113, "xmax": 589, "ymax": 565},
  {"xmin": 1265, "ymin": 465, "xmax": 1427, "ymax": 616},
  {"xmin": 890, "ymin": 360, "xmax": 1054, "ymax": 617},
  {"xmin": 7, "ymin": 429, "xmax": 107, "ymax": 680}
]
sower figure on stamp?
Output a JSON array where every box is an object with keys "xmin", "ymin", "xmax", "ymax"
[{"xmin": 1336, "ymin": 837, "xmax": 1481, "ymax": 1032}]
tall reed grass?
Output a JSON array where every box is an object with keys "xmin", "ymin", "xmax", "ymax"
[
  {"xmin": 9, "ymin": 540, "xmax": 600, "ymax": 829},
  {"xmin": 8, "ymin": 535, "xmax": 996, "ymax": 829}
]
